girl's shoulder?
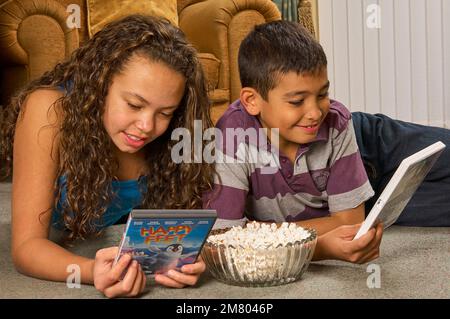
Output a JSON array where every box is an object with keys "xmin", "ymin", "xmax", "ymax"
[
  {"xmin": 23, "ymin": 87, "xmax": 64, "ymax": 109},
  {"xmin": 15, "ymin": 88, "xmax": 65, "ymax": 158},
  {"xmin": 20, "ymin": 88, "xmax": 64, "ymax": 127}
]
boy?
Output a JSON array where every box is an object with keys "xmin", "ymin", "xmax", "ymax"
[
  {"xmin": 204, "ymin": 20, "xmax": 449, "ymax": 264},
  {"xmin": 203, "ymin": 20, "xmax": 381, "ymax": 263}
]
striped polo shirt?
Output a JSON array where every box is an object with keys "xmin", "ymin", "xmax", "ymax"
[{"xmin": 203, "ymin": 99, "xmax": 374, "ymax": 229}]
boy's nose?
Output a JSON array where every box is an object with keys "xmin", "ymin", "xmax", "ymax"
[{"xmin": 306, "ymin": 104, "xmax": 323, "ymax": 120}]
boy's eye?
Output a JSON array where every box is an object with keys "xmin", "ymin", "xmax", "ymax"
[
  {"xmin": 318, "ymin": 92, "xmax": 329, "ymax": 99},
  {"xmin": 289, "ymin": 100, "xmax": 304, "ymax": 106}
]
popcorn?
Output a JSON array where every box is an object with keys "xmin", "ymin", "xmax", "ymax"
[
  {"xmin": 205, "ymin": 222, "xmax": 315, "ymax": 284},
  {"xmin": 207, "ymin": 221, "xmax": 311, "ymax": 248}
]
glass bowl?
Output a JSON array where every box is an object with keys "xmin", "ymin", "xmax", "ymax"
[{"xmin": 201, "ymin": 226, "xmax": 317, "ymax": 287}]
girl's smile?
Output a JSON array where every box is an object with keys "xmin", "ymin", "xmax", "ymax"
[
  {"xmin": 122, "ymin": 132, "xmax": 148, "ymax": 148},
  {"xmin": 102, "ymin": 54, "xmax": 186, "ymax": 154}
]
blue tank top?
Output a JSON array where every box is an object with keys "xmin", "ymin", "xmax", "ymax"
[
  {"xmin": 52, "ymin": 175, "xmax": 148, "ymax": 230},
  {"xmin": 51, "ymin": 82, "xmax": 148, "ymax": 230}
]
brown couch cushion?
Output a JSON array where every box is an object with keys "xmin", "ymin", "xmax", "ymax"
[
  {"xmin": 86, "ymin": 0, "xmax": 178, "ymax": 37},
  {"xmin": 177, "ymin": 0, "xmax": 206, "ymax": 12},
  {"xmin": 197, "ymin": 53, "xmax": 220, "ymax": 91}
]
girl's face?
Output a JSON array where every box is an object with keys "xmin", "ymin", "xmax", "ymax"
[{"xmin": 103, "ymin": 54, "xmax": 186, "ymax": 154}]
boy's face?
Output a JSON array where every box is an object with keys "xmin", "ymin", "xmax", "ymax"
[{"xmin": 256, "ymin": 67, "xmax": 330, "ymax": 152}]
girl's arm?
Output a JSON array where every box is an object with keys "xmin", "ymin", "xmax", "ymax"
[
  {"xmin": 10, "ymin": 88, "xmax": 86, "ymax": 282},
  {"xmin": 11, "ymin": 89, "xmax": 99, "ymax": 282},
  {"xmin": 10, "ymin": 90, "xmax": 145, "ymax": 295}
]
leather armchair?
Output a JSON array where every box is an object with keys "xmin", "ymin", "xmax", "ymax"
[{"xmin": 0, "ymin": 0, "xmax": 282, "ymax": 122}]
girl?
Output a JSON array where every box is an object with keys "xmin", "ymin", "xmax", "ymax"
[{"xmin": 0, "ymin": 15, "xmax": 215, "ymax": 298}]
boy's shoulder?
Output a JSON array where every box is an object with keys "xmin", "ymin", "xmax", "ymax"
[
  {"xmin": 325, "ymin": 100, "xmax": 353, "ymax": 135},
  {"xmin": 215, "ymin": 99, "xmax": 259, "ymax": 131}
]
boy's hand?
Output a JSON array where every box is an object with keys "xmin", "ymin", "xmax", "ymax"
[
  {"xmin": 154, "ymin": 256, "xmax": 206, "ymax": 288},
  {"xmin": 93, "ymin": 247, "xmax": 147, "ymax": 298},
  {"xmin": 318, "ymin": 222, "xmax": 383, "ymax": 264}
]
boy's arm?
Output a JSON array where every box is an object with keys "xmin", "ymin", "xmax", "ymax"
[
  {"xmin": 250, "ymin": 204, "xmax": 378, "ymax": 263},
  {"xmin": 312, "ymin": 222, "xmax": 383, "ymax": 263},
  {"xmin": 257, "ymin": 204, "xmax": 366, "ymax": 261},
  {"xmin": 308, "ymin": 110, "xmax": 376, "ymax": 262},
  {"xmin": 295, "ymin": 203, "xmax": 365, "ymax": 236},
  {"xmin": 204, "ymin": 179, "xmax": 249, "ymax": 229},
  {"xmin": 203, "ymin": 145, "xmax": 250, "ymax": 228}
]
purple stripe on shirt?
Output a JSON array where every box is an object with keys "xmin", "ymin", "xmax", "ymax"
[
  {"xmin": 327, "ymin": 100, "xmax": 352, "ymax": 134},
  {"xmin": 246, "ymin": 205, "xmax": 330, "ymax": 223},
  {"xmin": 308, "ymin": 168, "xmax": 331, "ymax": 192},
  {"xmin": 203, "ymin": 184, "xmax": 247, "ymax": 220},
  {"xmin": 327, "ymin": 152, "xmax": 369, "ymax": 195},
  {"xmin": 206, "ymin": 98, "xmax": 371, "ymax": 224},
  {"xmin": 249, "ymin": 169, "xmax": 323, "ymax": 200},
  {"xmin": 215, "ymin": 100, "xmax": 271, "ymax": 157},
  {"xmin": 285, "ymin": 205, "xmax": 331, "ymax": 222}
]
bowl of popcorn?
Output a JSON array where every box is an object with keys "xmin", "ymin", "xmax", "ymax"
[{"xmin": 201, "ymin": 222, "xmax": 317, "ymax": 287}]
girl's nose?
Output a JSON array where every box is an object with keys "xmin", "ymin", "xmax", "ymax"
[{"xmin": 135, "ymin": 114, "xmax": 154, "ymax": 135}]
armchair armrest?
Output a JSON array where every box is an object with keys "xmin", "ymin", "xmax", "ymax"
[
  {"xmin": 179, "ymin": 0, "xmax": 281, "ymax": 101},
  {"xmin": 0, "ymin": 0, "xmax": 79, "ymax": 79}
]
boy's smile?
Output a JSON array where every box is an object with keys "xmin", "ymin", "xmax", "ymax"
[{"xmin": 247, "ymin": 67, "xmax": 330, "ymax": 160}]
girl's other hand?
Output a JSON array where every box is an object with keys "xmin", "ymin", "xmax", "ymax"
[
  {"xmin": 154, "ymin": 256, "xmax": 206, "ymax": 288},
  {"xmin": 93, "ymin": 247, "xmax": 147, "ymax": 298}
]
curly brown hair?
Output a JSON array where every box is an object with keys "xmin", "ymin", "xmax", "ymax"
[{"xmin": 0, "ymin": 15, "xmax": 215, "ymax": 241}]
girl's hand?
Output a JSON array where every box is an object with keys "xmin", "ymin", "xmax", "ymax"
[
  {"xmin": 319, "ymin": 222, "xmax": 383, "ymax": 264},
  {"xmin": 154, "ymin": 256, "xmax": 206, "ymax": 288},
  {"xmin": 93, "ymin": 247, "xmax": 147, "ymax": 298}
]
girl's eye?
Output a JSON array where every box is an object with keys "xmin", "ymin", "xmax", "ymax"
[
  {"xmin": 289, "ymin": 100, "xmax": 304, "ymax": 107},
  {"xmin": 127, "ymin": 103, "xmax": 142, "ymax": 110},
  {"xmin": 160, "ymin": 112, "xmax": 173, "ymax": 118}
]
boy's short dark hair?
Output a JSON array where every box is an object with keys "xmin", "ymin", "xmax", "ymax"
[{"xmin": 238, "ymin": 20, "xmax": 327, "ymax": 100}]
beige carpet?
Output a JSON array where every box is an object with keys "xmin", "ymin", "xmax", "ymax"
[{"xmin": 1, "ymin": 182, "xmax": 449, "ymax": 298}]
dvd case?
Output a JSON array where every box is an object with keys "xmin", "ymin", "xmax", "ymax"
[{"xmin": 114, "ymin": 209, "xmax": 217, "ymax": 276}]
